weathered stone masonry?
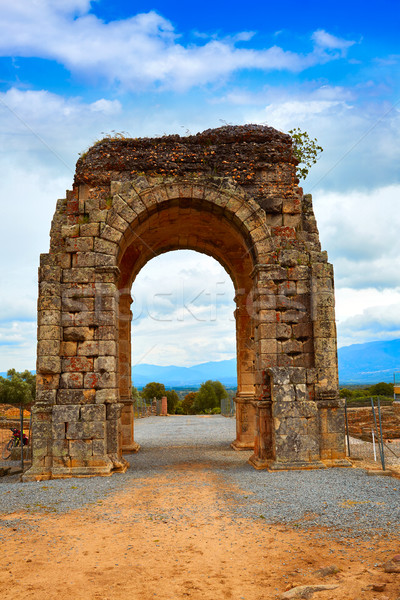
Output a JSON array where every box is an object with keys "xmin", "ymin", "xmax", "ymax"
[{"xmin": 23, "ymin": 124, "xmax": 350, "ymax": 481}]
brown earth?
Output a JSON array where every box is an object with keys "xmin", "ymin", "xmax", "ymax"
[{"xmin": 0, "ymin": 467, "xmax": 399, "ymax": 600}]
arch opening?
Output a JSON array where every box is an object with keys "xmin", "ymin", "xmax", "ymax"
[{"xmin": 117, "ymin": 200, "xmax": 259, "ymax": 454}]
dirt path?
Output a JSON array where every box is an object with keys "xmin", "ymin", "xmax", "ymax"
[{"xmin": 0, "ymin": 465, "xmax": 399, "ymax": 600}]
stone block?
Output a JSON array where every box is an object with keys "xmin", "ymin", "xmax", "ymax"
[
  {"xmin": 77, "ymin": 341, "xmax": 99, "ymax": 356},
  {"xmin": 292, "ymin": 322, "xmax": 312, "ymax": 340},
  {"xmin": 37, "ymin": 356, "xmax": 61, "ymax": 374},
  {"xmin": 57, "ymin": 389, "xmax": 95, "ymax": 405},
  {"xmin": 80, "ymin": 223, "xmax": 100, "ymax": 237},
  {"xmin": 69, "ymin": 439, "xmax": 93, "ymax": 458},
  {"xmin": 112, "ymin": 195, "xmax": 137, "ymax": 222},
  {"xmin": 95, "ymin": 388, "xmax": 119, "ymax": 403},
  {"xmin": 63, "ymin": 326, "xmax": 94, "ymax": 342},
  {"xmin": 259, "ymin": 338, "xmax": 278, "ymax": 354},
  {"xmin": 80, "ymin": 404, "xmax": 106, "ymax": 421},
  {"xmin": 66, "ymin": 421, "xmax": 105, "ymax": 440},
  {"xmin": 38, "ymin": 310, "xmax": 60, "ymax": 326},
  {"xmin": 60, "ymin": 372, "xmax": 83, "ymax": 389},
  {"xmin": 277, "ymin": 353, "xmax": 293, "ymax": 367},
  {"xmin": 62, "ymin": 356, "xmax": 94, "ymax": 372},
  {"xmin": 276, "ymin": 323, "xmax": 291, "ymax": 340},
  {"xmin": 90, "ymin": 209, "xmax": 108, "ymax": 222},
  {"xmin": 53, "ymin": 405, "xmax": 80, "ymax": 422},
  {"xmin": 281, "ymin": 339, "xmax": 302, "ymax": 355},
  {"xmin": 36, "ymin": 389, "xmax": 57, "ymax": 404},
  {"xmin": 62, "ymin": 312, "xmax": 96, "ymax": 327},
  {"xmin": 106, "ymin": 419, "xmax": 119, "ymax": 454},
  {"xmin": 94, "ymin": 356, "xmax": 117, "ymax": 372},
  {"xmin": 313, "ymin": 320, "xmax": 336, "ymax": 339},
  {"xmin": 72, "ymin": 252, "xmax": 97, "ymax": 268},
  {"xmin": 65, "ymin": 237, "xmax": 94, "ymax": 252},
  {"xmin": 39, "ymin": 265, "xmax": 61, "ymax": 283},
  {"xmin": 107, "ymin": 211, "xmax": 128, "ymax": 232},
  {"xmin": 99, "ymin": 371, "xmax": 117, "ymax": 388},
  {"xmin": 275, "ymin": 416, "xmax": 308, "ymax": 436},
  {"xmin": 295, "ymin": 384, "xmax": 308, "ymax": 401},
  {"xmin": 39, "ymin": 281, "xmax": 61, "ymax": 296},
  {"xmin": 107, "ymin": 403, "xmax": 123, "ymax": 419},
  {"xmin": 98, "ymin": 341, "xmax": 117, "ymax": 355},
  {"xmin": 280, "ymin": 309, "xmax": 306, "ymax": 323},
  {"xmin": 95, "ymin": 295, "xmax": 117, "ymax": 312},
  {"xmin": 273, "ymin": 384, "xmax": 296, "ymax": 402},
  {"xmin": 289, "ymin": 368, "xmax": 307, "ymax": 384},
  {"xmin": 274, "ymin": 400, "xmax": 317, "ymax": 420},
  {"xmin": 52, "ymin": 440, "xmax": 69, "ymax": 457},
  {"xmin": 99, "ymin": 224, "xmax": 122, "ymax": 243},
  {"xmin": 37, "ymin": 340, "xmax": 60, "ymax": 356},
  {"xmin": 60, "ymin": 341, "xmax": 77, "ymax": 356},
  {"xmin": 52, "ymin": 422, "xmax": 66, "ymax": 439},
  {"xmin": 267, "ymin": 367, "xmax": 291, "ymax": 385},
  {"xmin": 62, "ymin": 268, "xmax": 95, "ymax": 284},
  {"xmin": 36, "ymin": 373, "xmax": 60, "ymax": 390},
  {"xmin": 92, "ymin": 439, "xmax": 106, "ymax": 455},
  {"xmin": 38, "ymin": 325, "xmax": 61, "ymax": 340},
  {"xmin": 38, "ymin": 296, "xmax": 61, "ymax": 311}
]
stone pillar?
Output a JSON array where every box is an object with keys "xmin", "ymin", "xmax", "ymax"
[
  {"xmin": 248, "ymin": 400, "xmax": 274, "ymax": 469},
  {"xmin": 119, "ymin": 292, "xmax": 139, "ymax": 453},
  {"xmin": 231, "ymin": 291, "xmax": 256, "ymax": 450},
  {"xmin": 23, "ymin": 254, "xmax": 62, "ymax": 481},
  {"xmin": 317, "ymin": 392, "xmax": 349, "ymax": 466},
  {"xmin": 161, "ymin": 396, "xmax": 168, "ymax": 416},
  {"xmin": 249, "ymin": 367, "xmax": 326, "ymax": 470}
]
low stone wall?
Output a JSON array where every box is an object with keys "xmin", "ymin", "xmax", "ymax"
[{"xmin": 347, "ymin": 405, "xmax": 400, "ymax": 441}]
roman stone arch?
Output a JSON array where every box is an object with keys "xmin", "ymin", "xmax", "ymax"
[{"xmin": 23, "ymin": 125, "xmax": 350, "ymax": 481}]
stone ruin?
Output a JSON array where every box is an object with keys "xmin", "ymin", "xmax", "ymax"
[{"xmin": 23, "ymin": 124, "xmax": 351, "ymax": 481}]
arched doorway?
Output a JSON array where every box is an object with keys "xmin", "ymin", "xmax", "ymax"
[
  {"xmin": 115, "ymin": 194, "xmax": 261, "ymax": 454},
  {"xmin": 24, "ymin": 125, "xmax": 350, "ymax": 481}
]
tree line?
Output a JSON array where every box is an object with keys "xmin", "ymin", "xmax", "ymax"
[{"xmin": 133, "ymin": 380, "xmax": 229, "ymax": 415}]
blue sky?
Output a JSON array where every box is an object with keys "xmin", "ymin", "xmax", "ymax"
[{"xmin": 0, "ymin": 0, "xmax": 400, "ymax": 369}]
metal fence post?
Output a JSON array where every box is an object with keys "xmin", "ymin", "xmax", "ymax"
[
  {"xmin": 371, "ymin": 397, "xmax": 385, "ymax": 470},
  {"xmin": 20, "ymin": 405, "xmax": 24, "ymax": 471},
  {"xmin": 377, "ymin": 396, "xmax": 386, "ymax": 471},
  {"xmin": 344, "ymin": 398, "xmax": 351, "ymax": 457}
]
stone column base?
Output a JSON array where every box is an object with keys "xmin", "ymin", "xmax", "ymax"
[
  {"xmin": 248, "ymin": 456, "xmax": 327, "ymax": 471},
  {"xmin": 22, "ymin": 456, "xmax": 130, "ymax": 480},
  {"xmin": 22, "ymin": 467, "xmax": 52, "ymax": 482},
  {"xmin": 122, "ymin": 441, "xmax": 141, "ymax": 453},
  {"xmin": 231, "ymin": 440, "xmax": 254, "ymax": 451},
  {"xmin": 231, "ymin": 393, "xmax": 256, "ymax": 450},
  {"xmin": 322, "ymin": 458, "xmax": 352, "ymax": 468}
]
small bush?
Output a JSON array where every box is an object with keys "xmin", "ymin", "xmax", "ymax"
[{"xmin": 211, "ymin": 407, "xmax": 221, "ymax": 414}]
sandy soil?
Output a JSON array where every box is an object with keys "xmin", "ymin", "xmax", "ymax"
[{"xmin": 0, "ymin": 466, "xmax": 399, "ymax": 600}]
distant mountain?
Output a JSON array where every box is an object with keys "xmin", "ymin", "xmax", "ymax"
[
  {"xmin": 133, "ymin": 339, "xmax": 400, "ymax": 387},
  {"xmin": 132, "ymin": 359, "xmax": 237, "ymax": 388},
  {"xmin": 338, "ymin": 338, "xmax": 400, "ymax": 384}
]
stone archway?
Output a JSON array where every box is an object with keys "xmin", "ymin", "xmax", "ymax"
[{"xmin": 23, "ymin": 125, "xmax": 350, "ymax": 481}]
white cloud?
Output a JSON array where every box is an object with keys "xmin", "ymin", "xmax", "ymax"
[
  {"xmin": 337, "ymin": 297, "xmax": 400, "ymax": 348},
  {"xmin": 131, "ymin": 251, "xmax": 236, "ymax": 366},
  {"xmin": 312, "ymin": 29, "xmax": 356, "ymax": 55},
  {"xmin": 0, "ymin": 3, "xmax": 356, "ymax": 90},
  {"xmin": 314, "ymin": 185, "xmax": 400, "ymax": 289},
  {"xmin": 244, "ymin": 85, "xmax": 400, "ymax": 191}
]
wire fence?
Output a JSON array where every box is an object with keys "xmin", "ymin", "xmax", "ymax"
[
  {"xmin": 344, "ymin": 397, "xmax": 400, "ymax": 470},
  {"xmin": 133, "ymin": 397, "xmax": 156, "ymax": 418},
  {"xmin": 0, "ymin": 404, "xmax": 32, "ymax": 475},
  {"xmin": 221, "ymin": 396, "xmax": 235, "ymax": 417}
]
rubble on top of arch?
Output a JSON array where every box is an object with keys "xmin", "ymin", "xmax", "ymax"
[{"xmin": 74, "ymin": 124, "xmax": 299, "ymax": 208}]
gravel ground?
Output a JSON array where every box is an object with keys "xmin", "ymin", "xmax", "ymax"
[{"xmin": 0, "ymin": 415, "xmax": 398, "ymax": 539}]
